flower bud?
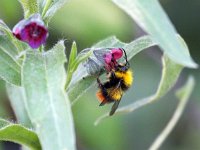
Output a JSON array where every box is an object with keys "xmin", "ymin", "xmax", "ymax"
[{"xmin": 13, "ymin": 14, "xmax": 48, "ymax": 49}]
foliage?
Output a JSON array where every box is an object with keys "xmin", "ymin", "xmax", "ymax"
[
  {"xmin": 22, "ymin": 41, "xmax": 75, "ymax": 150},
  {"xmin": 149, "ymin": 76, "xmax": 195, "ymax": 150},
  {"xmin": 0, "ymin": 0, "xmax": 197, "ymax": 150},
  {"xmin": 0, "ymin": 118, "xmax": 41, "ymax": 150}
]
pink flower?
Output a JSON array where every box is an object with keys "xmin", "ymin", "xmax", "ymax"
[
  {"xmin": 12, "ymin": 14, "xmax": 48, "ymax": 49},
  {"xmin": 111, "ymin": 48, "xmax": 123, "ymax": 60},
  {"xmin": 103, "ymin": 53, "xmax": 112, "ymax": 64},
  {"xmin": 103, "ymin": 48, "xmax": 123, "ymax": 71}
]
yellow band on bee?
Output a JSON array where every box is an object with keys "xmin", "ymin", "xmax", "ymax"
[
  {"xmin": 107, "ymin": 88, "xmax": 123, "ymax": 101},
  {"xmin": 115, "ymin": 69, "xmax": 133, "ymax": 87}
]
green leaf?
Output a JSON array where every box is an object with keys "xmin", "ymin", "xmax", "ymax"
[
  {"xmin": 65, "ymin": 41, "xmax": 78, "ymax": 89},
  {"xmin": 70, "ymin": 49, "xmax": 92, "ymax": 74},
  {"xmin": 69, "ymin": 76, "xmax": 96, "ymax": 105},
  {"xmin": 42, "ymin": 0, "xmax": 69, "ymax": 23},
  {"xmin": 0, "ymin": 20, "xmax": 9, "ymax": 35},
  {"xmin": 66, "ymin": 43, "xmax": 92, "ymax": 90},
  {"xmin": 111, "ymin": 0, "xmax": 198, "ymax": 68},
  {"xmin": 18, "ymin": 0, "xmax": 38, "ymax": 18},
  {"xmin": 22, "ymin": 41, "xmax": 76, "ymax": 150},
  {"xmin": 0, "ymin": 40, "xmax": 21, "ymax": 85},
  {"xmin": 68, "ymin": 41, "xmax": 77, "ymax": 70},
  {"xmin": 154, "ymin": 55, "xmax": 183, "ymax": 99},
  {"xmin": 0, "ymin": 118, "xmax": 41, "ymax": 150},
  {"xmin": 6, "ymin": 84, "xmax": 31, "ymax": 127},
  {"xmin": 0, "ymin": 21, "xmax": 25, "ymax": 53},
  {"xmin": 149, "ymin": 76, "xmax": 195, "ymax": 150},
  {"xmin": 176, "ymin": 76, "xmax": 195, "ymax": 101},
  {"xmin": 0, "ymin": 36, "xmax": 18, "ymax": 58},
  {"xmin": 68, "ymin": 35, "xmax": 157, "ymax": 103},
  {"xmin": 95, "ymin": 53, "xmax": 183, "ymax": 125}
]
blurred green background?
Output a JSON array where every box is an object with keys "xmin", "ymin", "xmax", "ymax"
[{"xmin": 0, "ymin": 0, "xmax": 200, "ymax": 150}]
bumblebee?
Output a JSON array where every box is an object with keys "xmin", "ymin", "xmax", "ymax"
[{"xmin": 96, "ymin": 49, "xmax": 133, "ymax": 116}]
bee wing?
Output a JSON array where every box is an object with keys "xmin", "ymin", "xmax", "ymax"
[
  {"xmin": 93, "ymin": 48, "xmax": 111, "ymax": 64},
  {"xmin": 109, "ymin": 100, "xmax": 121, "ymax": 116}
]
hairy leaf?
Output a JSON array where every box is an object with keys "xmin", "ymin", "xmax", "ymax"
[
  {"xmin": 0, "ymin": 118, "xmax": 41, "ymax": 150},
  {"xmin": 0, "ymin": 21, "xmax": 25, "ymax": 53},
  {"xmin": 111, "ymin": 0, "xmax": 197, "ymax": 68},
  {"xmin": 22, "ymin": 41, "xmax": 76, "ymax": 150},
  {"xmin": 42, "ymin": 0, "xmax": 69, "ymax": 23},
  {"xmin": 149, "ymin": 76, "xmax": 195, "ymax": 150},
  {"xmin": 0, "ymin": 20, "xmax": 9, "ymax": 35},
  {"xmin": 0, "ymin": 39, "xmax": 21, "ymax": 85},
  {"xmin": 0, "ymin": 36, "xmax": 18, "ymax": 58},
  {"xmin": 6, "ymin": 84, "xmax": 31, "ymax": 127}
]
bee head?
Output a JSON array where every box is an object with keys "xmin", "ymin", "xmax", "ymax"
[{"xmin": 116, "ymin": 63, "xmax": 129, "ymax": 72}]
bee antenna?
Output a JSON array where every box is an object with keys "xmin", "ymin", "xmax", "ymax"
[{"xmin": 121, "ymin": 48, "xmax": 129, "ymax": 67}]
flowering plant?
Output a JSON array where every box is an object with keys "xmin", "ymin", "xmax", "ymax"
[{"xmin": 0, "ymin": 0, "xmax": 197, "ymax": 150}]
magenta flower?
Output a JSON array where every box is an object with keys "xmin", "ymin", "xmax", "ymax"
[
  {"xmin": 110, "ymin": 48, "xmax": 123, "ymax": 60},
  {"xmin": 12, "ymin": 14, "xmax": 48, "ymax": 49},
  {"xmin": 103, "ymin": 48, "xmax": 123, "ymax": 71},
  {"xmin": 93, "ymin": 48, "xmax": 124, "ymax": 72}
]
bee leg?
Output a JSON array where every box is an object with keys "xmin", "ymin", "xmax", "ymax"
[
  {"xmin": 99, "ymin": 101, "xmax": 107, "ymax": 106},
  {"xmin": 97, "ymin": 78, "xmax": 108, "ymax": 94},
  {"xmin": 109, "ymin": 101, "xmax": 120, "ymax": 116},
  {"xmin": 97, "ymin": 77, "xmax": 109, "ymax": 106},
  {"xmin": 110, "ymin": 71, "xmax": 116, "ymax": 79},
  {"xmin": 97, "ymin": 77, "xmax": 103, "ymax": 87},
  {"xmin": 116, "ymin": 80, "xmax": 122, "ymax": 89}
]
